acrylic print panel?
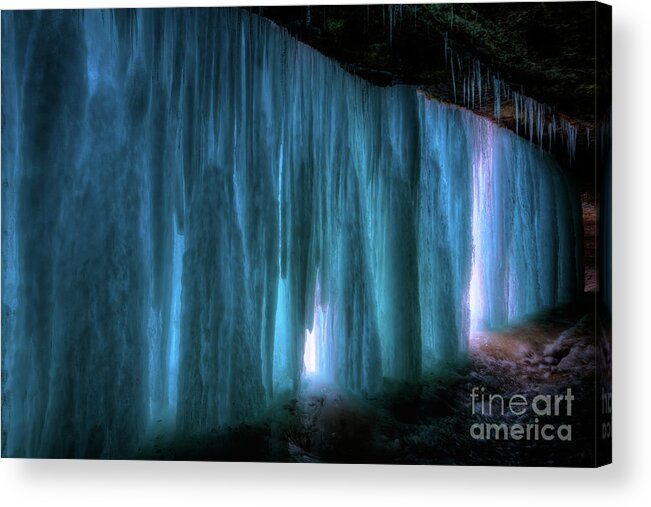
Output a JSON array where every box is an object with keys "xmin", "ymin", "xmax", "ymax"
[{"xmin": 0, "ymin": 4, "xmax": 611, "ymax": 465}]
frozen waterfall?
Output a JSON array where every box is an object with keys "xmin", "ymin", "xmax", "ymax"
[{"xmin": 1, "ymin": 8, "xmax": 582, "ymax": 458}]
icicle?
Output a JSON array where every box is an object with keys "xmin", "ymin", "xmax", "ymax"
[
  {"xmin": 476, "ymin": 60, "xmax": 482, "ymax": 110},
  {"xmin": 537, "ymin": 103, "xmax": 544, "ymax": 148},
  {"xmin": 513, "ymin": 92, "xmax": 520, "ymax": 134},
  {"xmin": 493, "ymin": 76, "xmax": 501, "ymax": 124},
  {"xmin": 586, "ymin": 127, "xmax": 591, "ymax": 148},
  {"xmin": 528, "ymin": 98, "xmax": 534, "ymax": 144},
  {"xmin": 560, "ymin": 118, "xmax": 577, "ymax": 162},
  {"xmin": 463, "ymin": 76, "xmax": 466, "ymax": 106}
]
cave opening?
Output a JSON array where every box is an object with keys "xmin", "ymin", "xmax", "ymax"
[
  {"xmin": 302, "ymin": 279, "xmax": 331, "ymax": 382},
  {"xmin": 303, "ymin": 326, "xmax": 317, "ymax": 375}
]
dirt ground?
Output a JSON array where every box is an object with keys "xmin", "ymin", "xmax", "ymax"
[{"xmin": 138, "ymin": 303, "xmax": 609, "ymax": 466}]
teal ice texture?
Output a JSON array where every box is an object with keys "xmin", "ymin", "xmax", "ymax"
[{"xmin": 0, "ymin": 8, "xmax": 582, "ymax": 458}]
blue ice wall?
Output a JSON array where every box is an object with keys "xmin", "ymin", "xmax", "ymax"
[
  {"xmin": 1, "ymin": 8, "xmax": 582, "ymax": 457},
  {"xmin": 467, "ymin": 115, "xmax": 583, "ymax": 330}
]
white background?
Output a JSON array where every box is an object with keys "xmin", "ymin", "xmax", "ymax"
[{"xmin": 0, "ymin": 0, "xmax": 649, "ymax": 505}]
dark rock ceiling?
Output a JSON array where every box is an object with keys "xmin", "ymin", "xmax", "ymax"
[{"xmin": 251, "ymin": 3, "xmax": 611, "ymax": 179}]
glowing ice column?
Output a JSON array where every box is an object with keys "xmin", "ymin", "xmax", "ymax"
[
  {"xmin": 416, "ymin": 98, "xmax": 474, "ymax": 366},
  {"xmin": 467, "ymin": 112, "xmax": 582, "ymax": 331}
]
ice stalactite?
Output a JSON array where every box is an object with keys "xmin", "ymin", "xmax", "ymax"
[
  {"xmin": 1, "ymin": 8, "xmax": 582, "ymax": 457},
  {"xmin": 560, "ymin": 118, "xmax": 578, "ymax": 163},
  {"xmin": 445, "ymin": 46, "xmax": 582, "ymax": 162}
]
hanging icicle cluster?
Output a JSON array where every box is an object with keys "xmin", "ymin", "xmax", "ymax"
[{"xmin": 443, "ymin": 41, "xmax": 582, "ymax": 163}]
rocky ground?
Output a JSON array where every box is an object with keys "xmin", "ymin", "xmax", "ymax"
[{"xmin": 139, "ymin": 302, "xmax": 609, "ymax": 466}]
